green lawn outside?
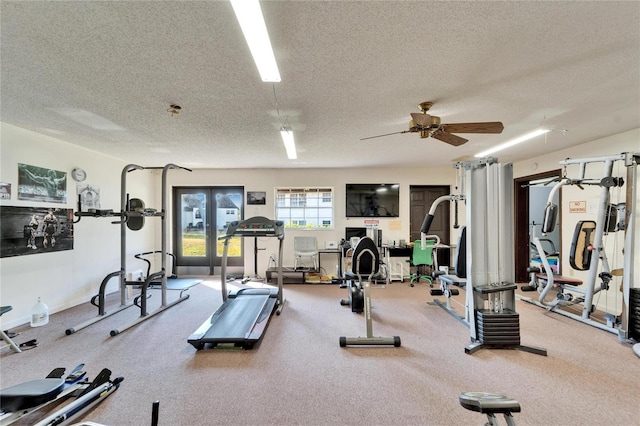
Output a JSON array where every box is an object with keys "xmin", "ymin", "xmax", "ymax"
[{"xmin": 182, "ymin": 232, "xmax": 241, "ymax": 257}]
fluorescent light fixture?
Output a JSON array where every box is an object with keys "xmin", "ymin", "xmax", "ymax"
[
  {"xmin": 230, "ymin": 0, "xmax": 281, "ymax": 82},
  {"xmin": 50, "ymin": 108, "xmax": 125, "ymax": 131},
  {"xmin": 475, "ymin": 128, "xmax": 550, "ymax": 158},
  {"xmin": 281, "ymin": 128, "xmax": 297, "ymax": 159}
]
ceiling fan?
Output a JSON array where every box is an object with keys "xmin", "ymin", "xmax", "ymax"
[{"xmin": 361, "ymin": 101, "xmax": 504, "ymax": 146}]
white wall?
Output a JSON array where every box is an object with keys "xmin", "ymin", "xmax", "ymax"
[
  {"xmin": 1, "ymin": 121, "xmax": 638, "ymax": 329},
  {"xmin": 165, "ymin": 166, "xmax": 458, "ymax": 273},
  {"xmin": 0, "ymin": 123, "xmax": 156, "ymax": 328}
]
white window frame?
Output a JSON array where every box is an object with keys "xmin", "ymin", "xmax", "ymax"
[{"xmin": 275, "ymin": 187, "xmax": 334, "ymax": 230}]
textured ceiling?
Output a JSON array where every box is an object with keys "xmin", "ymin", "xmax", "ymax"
[{"xmin": 1, "ymin": 1, "xmax": 639, "ymax": 169}]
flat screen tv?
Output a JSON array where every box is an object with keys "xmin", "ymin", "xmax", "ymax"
[{"xmin": 345, "ymin": 184, "xmax": 399, "ymax": 217}]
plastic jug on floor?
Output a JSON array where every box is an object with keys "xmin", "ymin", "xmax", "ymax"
[{"xmin": 30, "ymin": 297, "xmax": 49, "ymax": 327}]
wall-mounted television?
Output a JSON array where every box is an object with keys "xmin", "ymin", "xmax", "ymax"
[{"xmin": 345, "ymin": 184, "xmax": 399, "ymax": 217}]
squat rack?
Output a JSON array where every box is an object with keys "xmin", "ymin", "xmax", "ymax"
[{"xmin": 66, "ymin": 163, "xmax": 191, "ymax": 336}]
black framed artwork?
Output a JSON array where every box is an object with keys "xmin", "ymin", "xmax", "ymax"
[
  {"xmin": 0, "ymin": 206, "xmax": 74, "ymax": 258},
  {"xmin": 247, "ymin": 191, "xmax": 266, "ymax": 205}
]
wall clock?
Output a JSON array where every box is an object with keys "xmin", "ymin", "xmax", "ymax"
[{"xmin": 71, "ymin": 167, "xmax": 87, "ymax": 182}]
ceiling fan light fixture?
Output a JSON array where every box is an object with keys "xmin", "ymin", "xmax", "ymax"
[
  {"xmin": 474, "ymin": 128, "xmax": 550, "ymax": 158},
  {"xmin": 231, "ymin": 0, "xmax": 281, "ymax": 83},
  {"xmin": 280, "ymin": 128, "xmax": 297, "ymax": 159}
]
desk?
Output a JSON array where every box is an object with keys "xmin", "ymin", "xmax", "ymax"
[
  {"xmin": 318, "ymin": 250, "xmax": 343, "ymax": 278},
  {"xmin": 382, "ymin": 246, "xmax": 412, "ymax": 284}
]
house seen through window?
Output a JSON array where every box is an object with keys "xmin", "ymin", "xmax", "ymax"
[{"xmin": 276, "ymin": 187, "xmax": 333, "ymax": 229}]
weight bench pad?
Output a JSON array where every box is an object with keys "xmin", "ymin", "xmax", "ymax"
[
  {"xmin": 459, "ymin": 392, "xmax": 521, "ymax": 414},
  {"xmin": 438, "ymin": 275, "xmax": 466, "ymax": 288},
  {"xmin": 535, "ymin": 273, "xmax": 582, "ymax": 286},
  {"xmin": 0, "ymin": 378, "xmax": 64, "ymax": 412}
]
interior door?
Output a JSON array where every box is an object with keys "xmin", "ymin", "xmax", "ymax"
[
  {"xmin": 409, "ymin": 185, "xmax": 450, "ymax": 244},
  {"xmin": 513, "ymin": 170, "xmax": 562, "ymax": 283},
  {"xmin": 173, "ymin": 187, "xmax": 244, "ymax": 276}
]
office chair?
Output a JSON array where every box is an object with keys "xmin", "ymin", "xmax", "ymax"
[
  {"xmin": 293, "ymin": 236, "xmax": 318, "ymax": 271},
  {"xmin": 407, "ymin": 239, "xmax": 435, "ymax": 287}
]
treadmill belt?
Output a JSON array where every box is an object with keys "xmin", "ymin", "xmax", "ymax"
[{"xmin": 204, "ymin": 294, "xmax": 271, "ymax": 339}]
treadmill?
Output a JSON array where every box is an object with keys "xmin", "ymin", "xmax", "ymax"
[{"xmin": 188, "ymin": 216, "xmax": 285, "ymax": 350}]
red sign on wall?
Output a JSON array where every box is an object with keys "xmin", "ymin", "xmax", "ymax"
[{"xmin": 569, "ymin": 201, "xmax": 586, "ymax": 213}]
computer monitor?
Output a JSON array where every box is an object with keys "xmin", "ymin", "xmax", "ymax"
[{"xmin": 345, "ymin": 227, "xmax": 367, "ymax": 241}]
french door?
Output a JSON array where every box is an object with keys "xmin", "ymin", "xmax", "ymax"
[{"xmin": 173, "ymin": 186, "xmax": 244, "ymax": 276}]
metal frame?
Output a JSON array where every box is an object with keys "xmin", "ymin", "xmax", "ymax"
[
  {"xmin": 0, "ymin": 306, "xmax": 21, "ymax": 353},
  {"xmin": 339, "ymin": 238, "xmax": 401, "ymax": 347},
  {"xmin": 520, "ymin": 152, "xmax": 639, "ymax": 340},
  {"xmin": 66, "ymin": 163, "xmax": 191, "ymax": 336},
  {"xmin": 424, "ymin": 158, "xmax": 546, "ymax": 355},
  {"xmin": 219, "ymin": 217, "xmax": 285, "ymax": 313}
]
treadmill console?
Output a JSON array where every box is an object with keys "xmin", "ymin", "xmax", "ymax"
[{"xmin": 223, "ymin": 216, "xmax": 285, "ymax": 239}]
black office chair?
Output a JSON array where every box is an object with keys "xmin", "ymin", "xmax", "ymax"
[{"xmin": 339, "ymin": 237, "xmax": 400, "ymax": 347}]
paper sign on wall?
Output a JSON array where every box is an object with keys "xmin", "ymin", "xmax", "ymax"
[
  {"xmin": 388, "ymin": 220, "xmax": 402, "ymax": 231},
  {"xmin": 569, "ymin": 201, "xmax": 586, "ymax": 213}
]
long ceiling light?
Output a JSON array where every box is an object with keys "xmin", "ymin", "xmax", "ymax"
[
  {"xmin": 280, "ymin": 128, "xmax": 297, "ymax": 159},
  {"xmin": 475, "ymin": 128, "xmax": 550, "ymax": 158},
  {"xmin": 230, "ymin": 0, "xmax": 281, "ymax": 82}
]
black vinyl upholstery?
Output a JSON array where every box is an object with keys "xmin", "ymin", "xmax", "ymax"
[{"xmin": 346, "ymin": 237, "xmax": 379, "ymax": 278}]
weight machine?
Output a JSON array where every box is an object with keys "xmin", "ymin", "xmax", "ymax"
[
  {"xmin": 520, "ymin": 152, "xmax": 639, "ymax": 342},
  {"xmin": 0, "ymin": 364, "xmax": 122, "ymax": 426},
  {"xmin": 423, "ymin": 158, "xmax": 546, "ymax": 356},
  {"xmin": 66, "ymin": 163, "xmax": 192, "ymax": 337}
]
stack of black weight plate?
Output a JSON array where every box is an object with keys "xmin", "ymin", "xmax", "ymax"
[
  {"xmin": 630, "ymin": 288, "xmax": 640, "ymax": 340},
  {"xmin": 476, "ymin": 309, "xmax": 521, "ymax": 347}
]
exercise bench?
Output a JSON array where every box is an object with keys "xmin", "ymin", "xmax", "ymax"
[
  {"xmin": 1, "ymin": 306, "xmax": 21, "ymax": 353},
  {"xmin": 459, "ymin": 391, "xmax": 521, "ymax": 426}
]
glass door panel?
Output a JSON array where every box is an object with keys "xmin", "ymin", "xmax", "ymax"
[
  {"xmin": 215, "ymin": 191, "xmax": 243, "ymax": 267},
  {"xmin": 174, "ymin": 187, "xmax": 244, "ymax": 275}
]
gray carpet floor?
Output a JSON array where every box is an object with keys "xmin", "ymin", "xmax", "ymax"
[{"xmin": 1, "ymin": 278, "xmax": 638, "ymax": 425}]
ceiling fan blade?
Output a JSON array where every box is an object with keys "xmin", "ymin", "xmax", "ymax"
[
  {"xmin": 410, "ymin": 112, "xmax": 433, "ymax": 127},
  {"xmin": 360, "ymin": 130, "xmax": 410, "ymax": 140},
  {"xmin": 441, "ymin": 122, "xmax": 504, "ymax": 134},
  {"xmin": 431, "ymin": 131, "xmax": 468, "ymax": 146}
]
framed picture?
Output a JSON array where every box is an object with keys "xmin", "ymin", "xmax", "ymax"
[
  {"xmin": 247, "ymin": 191, "xmax": 266, "ymax": 205},
  {"xmin": 0, "ymin": 206, "xmax": 74, "ymax": 258},
  {"xmin": 18, "ymin": 163, "xmax": 67, "ymax": 203},
  {"xmin": 0, "ymin": 182, "xmax": 11, "ymax": 200},
  {"xmin": 77, "ymin": 184, "xmax": 101, "ymax": 212}
]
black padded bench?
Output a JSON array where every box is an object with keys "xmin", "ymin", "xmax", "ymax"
[
  {"xmin": 459, "ymin": 391, "xmax": 520, "ymax": 425},
  {"xmin": 438, "ymin": 274, "xmax": 466, "ymax": 288}
]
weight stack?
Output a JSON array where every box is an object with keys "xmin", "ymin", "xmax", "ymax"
[
  {"xmin": 475, "ymin": 309, "xmax": 521, "ymax": 347},
  {"xmin": 630, "ymin": 288, "xmax": 640, "ymax": 340}
]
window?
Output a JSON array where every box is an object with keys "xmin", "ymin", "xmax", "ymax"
[{"xmin": 276, "ymin": 187, "xmax": 333, "ymax": 229}]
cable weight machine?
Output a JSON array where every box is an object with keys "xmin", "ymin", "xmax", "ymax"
[{"xmin": 423, "ymin": 158, "xmax": 546, "ymax": 356}]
